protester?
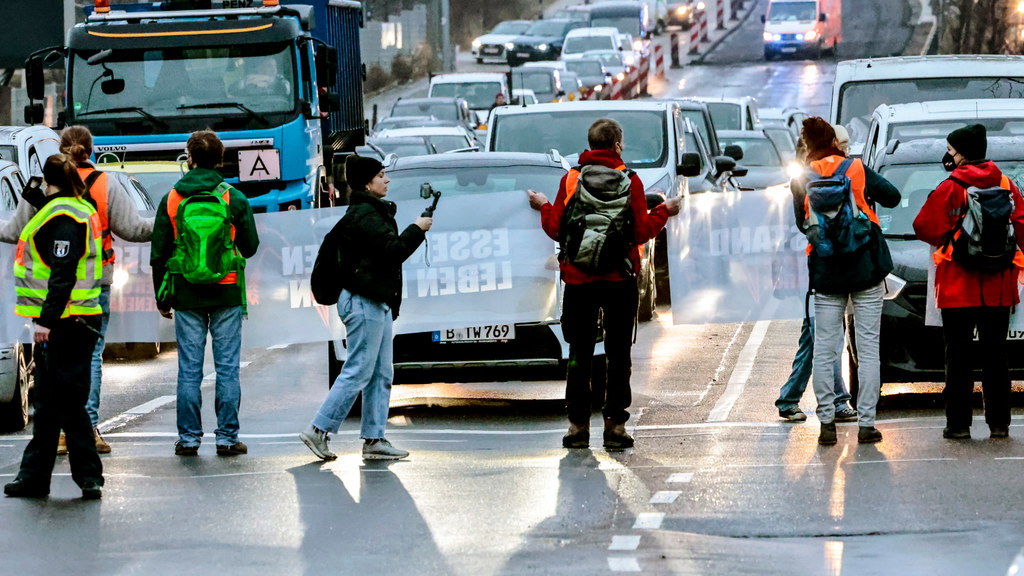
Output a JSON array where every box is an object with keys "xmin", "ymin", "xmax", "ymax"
[
  {"xmin": 151, "ymin": 130, "xmax": 259, "ymax": 456},
  {"xmin": 4, "ymin": 154, "xmax": 105, "ymax": 499},
  {"xmin": 913, "ymin": 124, "xmax": 1024, "ymax": 440},
  {"xmin": 793, "ymin": 117, "xmax": 899, "ymax": 446},
  {"xmin": 300, "ymin": 155, "xmax": 431, "ymax": 461},
  {"xmin": 490, "ymin": 92, "xmax": 507, "ymax": 111},
  {"xmin": 0, "ymin": 126, "xmax": 154, "ymax": 455},
  {"xmin": 527, "ymin": 118, "xmax": 681, "ymax": 449}
]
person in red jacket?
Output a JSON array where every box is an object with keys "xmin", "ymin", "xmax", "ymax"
[
  {"xmin": 913, "ymin": 124, "xmax": 1024, "ymax": 440},
  {"xmin": 527, "ymin": 118, "xmax": 681, "ymax": 449}
]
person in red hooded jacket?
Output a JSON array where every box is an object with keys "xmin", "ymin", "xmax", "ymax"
[
  {"xmin": 913, "ymin": 123, "xmax": 1024, "ymax": 440},
  {"xmin": 528, "ymin": 119, "xmax": 681, "ymax": 449}
]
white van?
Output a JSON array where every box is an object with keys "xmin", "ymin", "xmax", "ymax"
[
  {"xmin": 830, "ymin": 55, "xmax": 1024, "ymax": 154},
  {"xmin": 428, "ymin": 73, "xmax": 510, "ymax": 125},
  {"xmin": 560, "ymin": 27, "xmax": 622, "ymax": 61},
  {"xmin": 0, "ymin": 125, "xmax": 61, "ymax": 179},
  {"xmin": 861, "ymin": 99, "xmax": 1024, "ymax": 165},
  {"xmin": 761, "ymin": 0, "xmax": 840, "ymax": 60}
]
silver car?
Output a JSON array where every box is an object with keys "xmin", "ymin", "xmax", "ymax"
[{"xmin": 0, "ymin": 160, "xmax": 32, "ymax": 431}]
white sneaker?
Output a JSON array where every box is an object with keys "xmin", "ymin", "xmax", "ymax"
[
  {"xmin": 299, "ymin": 425, "xmax": 337, "ymax": 461},
  {"xmin": 362, "ymin": 438, "xmax": 409, "ymax": 460}
]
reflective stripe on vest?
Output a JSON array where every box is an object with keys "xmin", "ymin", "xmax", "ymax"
[
  {"xmin": 13, "ymin": 197, "xmax": 103, "ymax": 318},
  {"xmin": 77, "ymin": 167, "xmax": 115, "ymax": 266},
  {"xmin": 166, "ymin": 184, "xmax": 238, "ymax": 285},
  {"xmin": 932, "ymin": 175, "xmax": 1020, "ymax": 266}
]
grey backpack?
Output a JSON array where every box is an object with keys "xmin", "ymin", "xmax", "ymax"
[{"xmin": 559, "ymin": 165, "xmax": 635, "ymax": 276}]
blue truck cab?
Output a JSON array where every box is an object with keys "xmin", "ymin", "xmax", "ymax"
[{"xmin": 24, "ymin": 0, "xmax": 365, "ymax": 212}]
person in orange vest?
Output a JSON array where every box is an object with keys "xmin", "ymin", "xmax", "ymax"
[
  {"xmin": 913, "ymin": 124, "xmax": 1024, "ymax": 440},
  {"xmin": 0, "ymin": 126, "xmax": 153, "ymax": 455},
  {"xmin": 527, "ymin": 118, "xmax": 680, "ymax": 449},
  {"xmin": 792, "ymin": 117, "xmax": 899, "ymax": 446}
]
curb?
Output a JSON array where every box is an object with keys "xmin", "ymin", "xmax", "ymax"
[{"xmin": 694, "ymin": 0, "xmax": 762, "ymax": 65}]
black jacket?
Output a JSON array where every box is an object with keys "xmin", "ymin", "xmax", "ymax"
[{"xmin": 341, "ymin": 190, "xmax": 426, "ymax": 317}]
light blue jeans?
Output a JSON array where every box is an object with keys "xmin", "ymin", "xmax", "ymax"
[
  {"xmin": 86, "ymin": 285, "xmax": 111, "ymax": 428},
  {"xmin": 174, "ymin": 306, "xmax": 243, "ymax": 447},
  {"xmin": 775, "ymin": 316, "xmax": 852, "ymax": 412},
  {"xmin": 813, "ymin": 283, "xmax": 883, "ymax": 426},
  {"xmin": 312, "ymin": 290, "xmax": 394, "ymax": 439}
]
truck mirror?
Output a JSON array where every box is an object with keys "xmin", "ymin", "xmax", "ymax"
[
  {"xmin": 316, "ymin": 46, "xmax": 339, "ymax": 86},
  {"xmin": 25, "ymin": 57, "xmax": 45, "ymax": 101},
  {"xmin": 24, "ymin": 103, "xmax": 44, "ymax": 125}
]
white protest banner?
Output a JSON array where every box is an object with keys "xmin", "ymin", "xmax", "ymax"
[{"xmin": 0, "ymin": 191, "xmax": 559, "ymax": 346}]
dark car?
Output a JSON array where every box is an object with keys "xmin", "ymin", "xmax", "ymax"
[
  {"xmin": 506, "ymin": 19, "xmax": 584, "ymax": 66},
  {"xmin": 868, "ymin": 136, "xmax": 1024, "ymax": 381},
  {"xmin": 390, "ymin": 97, "xmax": 477, "ymax": 134},
  {"xmin": 667, "ymin": 1, "xmax": 699, "ymax": 29},
  {"xmin": 564, "ymin": 58, "xmax": 613, "ymax": 93},
  {"xmin": 716, "ymin": 130, "xmax": 788, "ymax": 190}
]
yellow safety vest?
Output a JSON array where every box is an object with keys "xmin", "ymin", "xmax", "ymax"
[{"xmin": 13, "ymin": 197, "xmax": 103, "ymax": 319}]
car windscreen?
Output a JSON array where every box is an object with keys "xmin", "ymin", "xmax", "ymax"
[
  {"xmin": 590, "ymin": 16, "xmax": 641, "ymax": 37},
  {"xmin": 386, "ymin": 165, "xmax": 566, "ymax": 201},
  {"xmin": 767, "ymin": 1, "xmax": 817, "ymax": 22},
  {"xmin": 564, "ymin": 36, "xmax": 616, "ymax": 54},
  {"xmin": 392, "ymin": 102, "xmax": 458, "ymax": 121},
  {"xmin": 889, "ymin": 117, "xmax": 1024, "ymax": 143},
  {"xmin": 492, "ymin": 21, "xmax": 531, "ymax": 35},
  {"xmin": 875, "ymin": 161, "xmax": 1024, "ymax": 234},
  {"xmin": 429, "ymin": 135, "xmax": 472, "ymax": 153},
  {"xmin": 493, "ymin": 110, "xmax": 668, "ymax": 169},
  {"xmin": 429, "ymin": 83, "xmax": 502, "ymax": 110},
  {"xmin": 0, "ymin": 145, "xmax": 16, "ymax": 164},
  {"xmin": 525, "ymin": 21, "xmax": 569, "ymax": 36},
  {"xmin": 706, "ymin": 102, "xmax": 742, "ymax": 131},
  {"xmin": 837, "ymin": 77, "xmax": 1024, "ymax": 146},
  {"xmin": 375, "ymin": 138, "xmax": 434, "ymax": 157},
  {"xmin": 718, "ymin": 137, "xmax": 781, "ymax": 166},
  {"xmin": 566, "ymin": 60, "xmax": 605, "ymax": 77}
]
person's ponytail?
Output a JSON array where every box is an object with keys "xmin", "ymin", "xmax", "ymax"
[
  {"xmin": 43, "ymin": 153, "xmax": 87, "ymax": 198},
  {"xmin": 59, "ymin": 125, "xmax": 94, "ymax": 164}
]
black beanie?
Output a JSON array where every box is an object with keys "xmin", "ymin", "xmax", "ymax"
[
  {"xmin": 345, "ymin": 154, "xmax": 384, "ymax": 191},
  {"xmin": 947, "ymin": 123, "xmax": 987, "ymax": 161}
]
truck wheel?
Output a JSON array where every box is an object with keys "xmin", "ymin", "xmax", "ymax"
[{"xmin": 0, "ymin": 345, "xmax": 31, "ymax": 432}]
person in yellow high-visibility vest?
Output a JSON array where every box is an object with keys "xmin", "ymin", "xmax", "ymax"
[{"xmin": 3, "ymin": 154, "xmax": 105, "ymax": 500}]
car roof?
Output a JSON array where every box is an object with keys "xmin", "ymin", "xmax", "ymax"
[
  {"xmin": 565, "ymin": 27, "xmax": 621, "ymax": 37},
  {"xmin": 389, "ymin": 151, "xmax": 567, "ymax": 171},
  {"xmin": 877, "ymin": 136, "xmax": 1024, "ymax": 165},
  {"xmin": 582, "ymin": 49, "xmax": 624, "ymax": 57},
  {"xmin": 0, "ymin": 159, "xmax": 21, "ymax": 175},
  {"xmin": 375, "ymin": 127, "xmax": 469, "ymax": 137},
  {"xmin": 490, "ymin": 100, "xmax": 671, "ymax": 117},
  {"xmin": 689, "ymin": 96, "xmax": 756, "ymax": 105}
]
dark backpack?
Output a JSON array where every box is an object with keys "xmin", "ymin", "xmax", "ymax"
[
  {"xmin": 804, "ymin": 158, "xmax": 873, "ymax": 258},
  {"xmin": 947, "ymin": 175, "xmax": 1016, "ymax": 272},
  {"xmin": 559, "ymin": 165, "xmax": 635, "ymax": 276},
  {"xmin": 310, "ymin": 218, "xmax": 349, "ymax": 306}
]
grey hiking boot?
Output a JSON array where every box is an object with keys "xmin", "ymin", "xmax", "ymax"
[
  {"xmin": 834, "ymin": 407, "xmax": 859, "ymax": 423},
  {"xmin": 362, "ymin": 438, "xmax": 409, "ymax": 460},
  {"xmin": 300, "ymin": 425, "xmax": 337, "ymax": 461}
]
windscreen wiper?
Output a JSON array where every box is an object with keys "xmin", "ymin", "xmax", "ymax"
[
  {"xmin": 77, "ymin": 107, "xmax": 169, "ymax": 129},
  {"xmin": 178, "ymin": 102, "xmax": 270, "ymax": 127}
]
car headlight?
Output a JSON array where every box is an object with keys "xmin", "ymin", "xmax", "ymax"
[
  {"xmin": 633, "ymin": 39, "xmax": 643, "ymax": 52},
  {"xmin": 616, "ymin": 72, "xmax": 626, "ymax": 81},
  {"xmin": 763, "ymin": 31, "xmax": 774, "ymax": 42},
  {"xmin": 538, "ymin": 43, "xmax": 549, "ymax": 52},
  {"xmin": 505, "ymin": 42, "xmax": 515, "ymax": 50},
  {"xmin": 786, "ymin": 161, "xmax": 803, "ymax": 180},
  {"xmin": 594, "ymin": 84, "xmax": 604, "ymax": 92},
  {"xmin": 112, "ymin": 267, "xmax": 130, "ymax": 290},
  {"xmin": 472, "ymin": 39, "xmax": 482, "ymax": 48},
  {"xmin": 882, "ymin": 273, "xmax": 907, "ymax": 301},
  {"xmin": 624, "ymin": 54, "xmax": 636, "ymax": 66},
  {"xmin": 676, "ymin": 6, "xmax": 687, "ymax": 15},
  {"xmin": 646, "ymin": 173, "xmax": 673, "ymax": 197},
  {"xmin": 805, "ymin": 30, "xmax": 818, "ymax": 41},
  {"xmin": 796, "ymin": 34, "xmax": 804, "ymax": 41},
  {"xmin": 773, "ymin": 34, "xmax": 782, "ymax": 41},
  {"xmin": 697, "ymin": 1, "xmax": 706, "ymax": 10}
]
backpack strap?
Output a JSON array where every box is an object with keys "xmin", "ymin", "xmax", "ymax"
[
  {"xmin": 84, "ymin": 170, "xmax": 103, "ymax": 190},
  {"xmin": 833, "ymin": 157, "xmax": 855, "ymax": 177}
]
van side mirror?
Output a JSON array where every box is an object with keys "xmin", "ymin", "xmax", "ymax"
[
  {"xmin": 819, "ymin": 13, "xmax": 827, "ymax": 22},
  {"xmin": 714, "ymin": 155, "xmax": 736, "ymax": 177},
  {"xmin": 724, "ymin": 144, "xmax": 744, "ymax": 161},
  {"xmin": 731, "ymin": 165, "xmax": 749, "ymax": 178},
  {"xmin": 677, "ymin": 152, "xmax": 702, "ymax": 177}
]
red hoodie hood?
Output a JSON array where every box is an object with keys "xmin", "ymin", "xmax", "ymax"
[
  {"xmin": 950, "ymin": 160, "xmax": 1003, "ymax": 188},
  {"xmin": 578, "ymin": 149, "xmax": 625, "ymax": 170}
]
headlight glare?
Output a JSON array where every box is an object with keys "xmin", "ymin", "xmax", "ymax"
[{"xmin": 538, "ymin": 43, "xmax": 549, "ymax": 51}]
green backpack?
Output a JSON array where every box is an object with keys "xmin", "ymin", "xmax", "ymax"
[{"xmin": 158, "ymin": 182, "xmax": 247, "ymax": 309}]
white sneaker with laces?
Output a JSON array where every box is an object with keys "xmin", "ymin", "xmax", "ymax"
[
  {"xmin": 362, "ymin": 438, "xmax": 409, "ymax": 460},
  {"xmin": 299, "ymin": 425, "xmax": 337, "ymax": 461}
]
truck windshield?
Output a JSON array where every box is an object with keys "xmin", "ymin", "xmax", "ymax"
[
  {"xmin": 767, "ymin": 2, "xmax": 817, "ymax": 22},
  {"xmin": 837, "ymin": 77, "xmax": 1024, "ymax": 147},
  {"xmin": 492, "ymin": 110, "xmax": 667, "ymax": 169},
  {"xmin": 69, "ymin": 43, "xmax": 297, "ymax": 131},
  {"xmin": 430, "ymin": 83, "xmax": 503, "ymax": 109}
]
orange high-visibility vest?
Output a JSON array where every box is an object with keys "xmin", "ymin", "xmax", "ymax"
[{"xmin": 77, "ymin": 167, "xmax": 115, "ymax": 265}]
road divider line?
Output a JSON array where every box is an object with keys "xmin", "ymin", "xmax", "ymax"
[
  {"xmin": 632, "ymin": 512, "xmax": 665, "ymax": 530},
  {"xmin": 649, "ymin": 490, "xmax": 681, "ymax": 504},
  {"xmin": 609, "ymin": 535, "xmax": 641, "ymax": 551},
  {"xmin": 607, "ymin": 557, "xmax": 641, "ymax": 572},
  {"xmin": 694, "ymin": 324, "xmax": 743, "ymax": 406},
  {"xmin": 667, "ymin": 472, "xmax": 694, "ymax": 483},
  {"xmin": 97, "ymin": 395, "xmax": 176, "ymax": 433},
  {"xmin": 707, "ymin": 317, "xmax": 773, "ymax": 422}
]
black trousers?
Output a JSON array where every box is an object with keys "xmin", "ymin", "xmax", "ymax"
[
  {"xmin": 562, "ymin": 281, "xmax": 638, "ymax": 426},
  {"xmin": 941, "ymin": 306, "xmax": 1011, "ymax": 431},
  {"xmin": 18, "ymin": 317, "xmax": 102, "ymax": 489}
]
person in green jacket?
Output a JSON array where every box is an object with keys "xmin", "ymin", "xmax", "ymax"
[{"xmin": 150, "ymin": 130, "xmax": 260, "ymax": 457}]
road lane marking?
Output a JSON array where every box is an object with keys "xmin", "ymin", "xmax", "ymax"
[
  {"xmin": 707, "ymin": 317, "xmax": 772, "ymax": 422},
  {"xmin": 607, "ymin": 557, "xmax": 641, "ymax": 572},
  {"xmin": 667, "ymin": 472, "xmax": 694, "ymax": 483},
  {"xmin": 609, "ymin": 535, "xmax": 641, "ymax": 551},
  {"xmin": 694, "ymin": 323, "xmax": 743, "ymax": 406},
  {"xmin": 995, "ymin": 457, "xmax": 1024, "ymax": 461},
  {"xmin": 632, "ymin": 512, "xmax": 665, "ymax": 530},
  {"xmin": 649, "ymin": 490, "xmax": 681, "ymax": 504},
  {"xmin": 97, "ymin": 395, "xmax": 177, "ymax": 433}
]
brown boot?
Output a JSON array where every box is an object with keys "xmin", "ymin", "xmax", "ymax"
[
  {"xmin": 562, "ymin": 421, "xmax": 590, "ymax": 448},
  {"xmin": 56, "ymin": 432, "xmax": 68, "ymax": 456},
  {"xmin": 94, "ymin": 428, "xmax": 111, "ymax": 454},
  {"xmin": 603, "ymin": 418, "xmax": 634, "ymax": 449}
]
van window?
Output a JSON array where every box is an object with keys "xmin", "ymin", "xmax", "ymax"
[
  {"xmin": 0, "ymin": 145, "xmax": 16, "ymax": 164},
  {"xmin": 564, "ymin": 36, "xmax": 616, "ymax": 54},
  {"xmin": 706, "ymin": 102, "xmax": 742, "ymax": 131},
  {"xmin": 591, "ymin": 16, "xmax": 641, "ymax": 37},
  {"xmin": 429, "ymin": 82, "xmax": 503, "ymax": 110},
  {"xmin": 0, "ymin": 178, "xmax": 16, "ymax": 211},
  {"xmin": 766, "ymin": 1, "xmax": 817, "ymax": 22}
]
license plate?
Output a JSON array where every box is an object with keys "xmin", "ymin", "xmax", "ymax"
[
  {"xmin": 781, "ymin": 47, "xmax": 797, "ymax": 53},
  {"xmin": 432, "ymin": 324, "xmax": 515, "ymax": 343},
  {"xmin": 973, "ymin": 329, "xmax": 1024, "ymax": 341},
  {"xmin": 517, "ymin": 52, "xmax": 530, "ymax": 58},
  {"xmin": 483, "ymin": 47, "xmax": 500, "ymax": 54}
]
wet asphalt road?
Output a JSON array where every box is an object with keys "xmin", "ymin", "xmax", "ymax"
[{"xmin": 4, "ymin": 1, "xmax": 1024, "ymax": 575}]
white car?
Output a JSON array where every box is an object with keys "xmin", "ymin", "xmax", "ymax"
[
  {"xmin": 560, "ymin": 27, "xmax": 622, "ymax": 60},
  {"xmin": 429, "ymin": 72, "xmax": 510, "ymax": 125},
  {"xmin": 689, "ymin": 96, "xmax": 761, "ymax": 132},
  {"xmin": 471, "ymin": 20, "xmax": 533, "ymax": 63},
  {"xmin": 512, "ymin": 89, "xmax": 539, "ymax": 105},
  {"xmin": 0, "ymin": 125, "xmax": 61, "ymax": 180},
  {"xmin": 582, "ymin": 49, "xmax": 630, "ymax": 78},
  {"xmin": 861, "ymin": 99, "xmax": 1024, "ymax": 164},
  {"xmin": 0, "ymin": 160, "xmax": 32, "ymax": 431},
  {"xmin": 372, "ymin": 126, "xmax": 479, "ymax": 156},
  {"xmin": 758, "ymin": 106, "xmax": 808, "ymax": 139}
]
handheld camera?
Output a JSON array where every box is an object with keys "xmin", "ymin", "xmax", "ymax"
[{"xmin": 420, "ymin": 183, "xmax": 441, "ymax": 217}]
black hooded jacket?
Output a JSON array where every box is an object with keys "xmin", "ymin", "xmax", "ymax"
[{"xmin": 340, "ymin": 190, "xmax": 426, "ymax": 317}]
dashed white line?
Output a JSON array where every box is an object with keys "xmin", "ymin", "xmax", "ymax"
[
  {"xmin": 707, "ymin": 317, "xmax": 772, "ymax": 422},
  {"xmin": 97, "ymin": 395, "xmax": 176, "ymax": 433},
  {"xmin": 667, "ymin": 472, "xmax": 694, "ymax": 484},
  {"xmin": 649, "ymin": 490, "xmax": 681, "ymax": 504},
  {"xmin": 632, "ymin": 512, "xmax": 665, "ymax": 530},
  {"xmin": 607, "ymin": 557, "xmax": 641, "ymax": 572},
  {"xmin": 609, "ymin": 535, "xmax": 641, "ymax": 551}
]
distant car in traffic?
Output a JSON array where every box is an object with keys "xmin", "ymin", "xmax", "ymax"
[
  {"xmin": 391, "ymin": 96, "xmax": 479, "ymax": 134},
  {"xmin": 564, "ymin": 58, "xmax": 614, "ymax": 95},
  {"xmin": 427, "ymin": 73, "xmax": 510, "ymax": 125},
  {"xmin": 560, "ymin": 27, "xmax": 622, "ymax": 60},
  {"xmin": 758, "ymin": 106, "xmax": 808, "ymax": 139},
  {"xmin": 715, "ymin": 130, "xmax": 789, "ymax": 189},
  {"xmin": 472, "ymin": 20, "xmax": 533, "ymax": 63},
  {"xmin": 371, "ymin": 127, "xmax": 479, "ymax": 157},
  {"xmin": 666, "ymin": 1, "xmax": 700, "ymax": 29},
  {"xmin": 372, "ymin": 115, "xmax": 440, "ymax": 136},
  {"xmin": 0, "ymin": 125, "xmax": 61, "ymax": 180},
  {"xmin": 506, "ymin": 19, "xmax": 585, "ymax": 66},
  {"xmin": 581, "ymin": 49, "xmax": 631, "ymax": 79},
  {"xmin": 761, "ymin": 0, "xmax": 842, "ymax": 60},
  {"xmin": 690, "ymin": 96, "xmax": 760, "ymax": 131},
  {"xmin": 511, "ymin": 89, "xmax": 539, "ymax": 106},
  {"xmin": 509, "ymin": 66, "xmax": 566, "ymax": 104}
]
